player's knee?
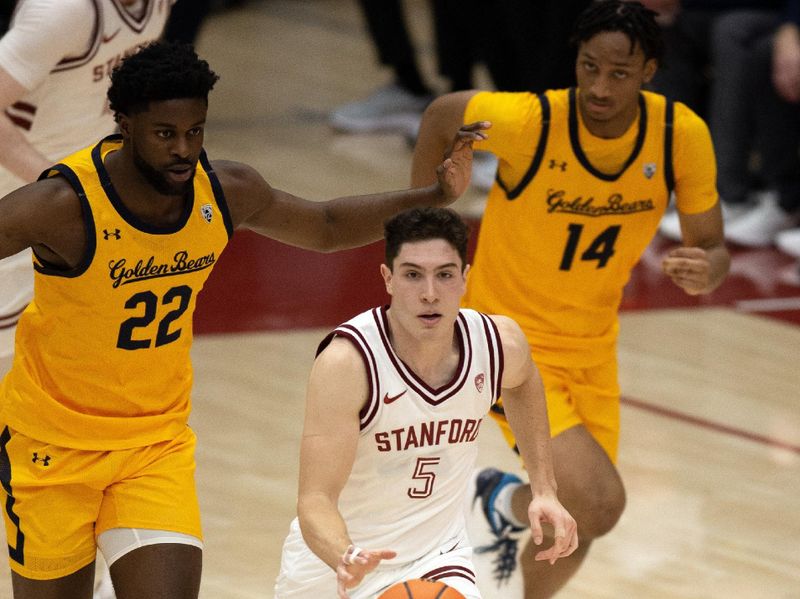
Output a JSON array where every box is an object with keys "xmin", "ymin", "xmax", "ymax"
[{"xmin": 580, "ymin": 479, "xmax": 626, "ymax": 539}]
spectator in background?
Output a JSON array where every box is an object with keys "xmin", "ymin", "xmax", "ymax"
[
  {"xmin": 649, "ymin": 1, "xmax": 800, "ymax": 246},
  {"xmin": 329, "ymin": 0, "xmax": 590, "ymax": 192},
  {"xmin": 328, "ymin": 0, "xmax": 466, "ymax": 138},
  {"xmin": 164, "ymin": 0, "xmax": 213, "ymax": 45},
  {"xmin": 330, "ymin": 0, "xmax": 592, "ymax": 137},
  {"xmin": 723, "ymin": 6, "xmax": 800, "ymax": 247}
]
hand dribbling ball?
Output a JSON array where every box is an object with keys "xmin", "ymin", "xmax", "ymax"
[{"xmin": 377, "ymin": 578, "xmax": 466, "ymax": 598}]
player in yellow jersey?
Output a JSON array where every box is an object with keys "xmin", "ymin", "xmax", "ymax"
[
  {"xmin": 0, "ymin": 41, "xmax": 483, "ymax": 599},
  {"xmin": 410, "ymin": 2, "xmax": 730, "ymax": 598}
]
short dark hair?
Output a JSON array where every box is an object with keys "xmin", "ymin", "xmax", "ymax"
[
  {"xmin": 571, "ymin": 0, "xmax": 663, "ymax": 63},
  {"xmin": 107, "ymin": 41, "xmax": 219, "ymax": 119},
  {"xmin": 384, "ymin": 207, "xmax": 469, "ymax": 270}
]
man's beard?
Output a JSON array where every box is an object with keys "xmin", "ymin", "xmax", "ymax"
[{"xmin": 132, "ymin": 146, "xmax": 194, "ymax": 197}]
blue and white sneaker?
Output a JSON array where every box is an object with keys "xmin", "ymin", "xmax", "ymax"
[{"xmin": 472, "ymin": 467, "xmax": 525, "ymax": 585}]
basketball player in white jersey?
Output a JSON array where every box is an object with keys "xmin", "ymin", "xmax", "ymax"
[
  {"xmin": 274, "ymin": 208, "xmax": 578, "ymax": 599},
  {"xmin": 0, "ymin": 0, "xmax": 173, "ymax": 375}
]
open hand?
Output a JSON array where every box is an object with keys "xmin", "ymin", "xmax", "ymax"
[
  {"xmin": 336, "ymin": 545, "xmax": 397, "ymax": 598},
  {"xmin": 528, "ymin": 495, "xmax": 579, "ymax": 565},
  {"xmin": 436, "ymin": 121, "xmax": 491, "ymax": 202}
]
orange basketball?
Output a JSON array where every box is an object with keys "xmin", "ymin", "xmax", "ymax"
[{"xmin": 377, "ymin": 578, "xmax": 466, "ymax": 599}]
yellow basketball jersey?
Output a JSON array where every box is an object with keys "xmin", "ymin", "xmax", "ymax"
[
  {"xmin": 464, "ymin": 89, "xmax": 717, "ymax": 367},
  {"xmin": 1, "ymin": 135, "xmax": 233, "ymax": 449}
]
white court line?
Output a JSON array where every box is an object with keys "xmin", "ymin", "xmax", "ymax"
[{"xmin": 735, "ymin": 296, "xmax": 800, "ymax": 312}]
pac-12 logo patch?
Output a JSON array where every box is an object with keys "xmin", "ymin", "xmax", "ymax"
[
  {"xmin": 643, "ymin": 162, "xmax": 657, "ymax": 179},
  {"xmin": 474, "ymin": 373, "xmax": 485, "ymax": 393},
  {"xmin": 200, "ymin": 203, "xmax": 213, "ymax": 223}
]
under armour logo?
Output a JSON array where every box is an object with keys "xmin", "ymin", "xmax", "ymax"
[
  {"xmin": 32, "ymin": 452, "xmax": 51, "ymax": 467},
  {"xmin": 103, "ymin": 229, "xmax": 121, "ymax": 240},
  {"xmin": 548, "ymin": 159, "xmax": 567, "ymax": 171}
]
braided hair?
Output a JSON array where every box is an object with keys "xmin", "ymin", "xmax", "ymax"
[
  {"xmin": 571, "ymin": 1, "xmax": 663, "ymax": 62},
  {"xmin": 108, "ymin": 41, "xmax": 220, "ymax": 120}
]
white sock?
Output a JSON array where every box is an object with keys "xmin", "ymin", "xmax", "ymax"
[{"xmin": 494, "ymin": 481, "xmax": 527, "ymax": 528}]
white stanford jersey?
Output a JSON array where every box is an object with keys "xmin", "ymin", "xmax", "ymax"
[
  {"xmin": 285, "ymin": 307, "xmax": 504, "ymax": 569},
  {"xmin": 0, "ymin": 0, "xmax": 172, "ymax": 194}
]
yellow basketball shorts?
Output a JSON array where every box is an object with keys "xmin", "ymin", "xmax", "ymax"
[
  {"xmin": 0, "ymin": 424, "xmax": 202, "ymax": 580},
  {"xmin": 491, "ymin": 356, "xmax": 621, "ymax": 463}
]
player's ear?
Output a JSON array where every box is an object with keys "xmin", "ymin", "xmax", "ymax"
[
  {"xmin": 380, "ymin": 263, "xmax": 393, "ymax": 294},
  {"xmin": 643, "ymin": 58, "xmax": 657, "ymax": 83},
  {"xmin": 118, "ymin": 115, "xmax": 131, "ymax": 138}
]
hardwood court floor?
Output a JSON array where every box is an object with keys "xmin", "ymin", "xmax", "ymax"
[{"xmin": 0, "ymin": 1, "xmax": 798, "ymax": 598}]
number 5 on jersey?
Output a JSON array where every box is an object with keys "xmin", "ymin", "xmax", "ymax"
[{"xmin": 408, "ymin": 457, "xmax": 441, "ymax": 499}]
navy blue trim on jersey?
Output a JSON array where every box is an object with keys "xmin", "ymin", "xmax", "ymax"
[
  {"xmin": 0, "ymin": 427, "xmax": 25, "ymax": 565},
  {"xmin": 664, "ymin": 98, "xmax": 675, "ymax": 196},
  {"xmin": 199, "ymin": 150, "xmax": 234, "ymax": 239},
  {"xmin": 568, "ymin": 88, "xmax": 647, "ymax": 181},
  {"xmin": 33, "ymin": 164, "xmax": 97, "ymax": 278},
  {"xmin": 92, "ymin": 135, "xmax": 195, "ymax": 235},
  {"xmin": 499, "ymin": 92, "xmax": 551, "ymax": 201}
]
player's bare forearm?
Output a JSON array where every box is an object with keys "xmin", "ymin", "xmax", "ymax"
[
  {"xmin": 504, "ymin": 374, "xmax": 578, "ymax": 562},
  {"xmin": 493, "ymin": 316, "xmax": 558, "ymax": 496},
  {"xmin": 297, "ymin": 491, "xmax": 354, "ymax": 571},
  {"xmin": 502, "ymin": 374, "xmax": 558, "ymax": 497},
  {"xmin": 223, "ymin": 151, "xmax": 471, "ymax": 252},
  {"xmin": 702, "ymin": 243, "xmax": 730, "ymax": 293},
  {"xmin": 312, "ymin": 184, "xmax": 456, "ymax": 252}
]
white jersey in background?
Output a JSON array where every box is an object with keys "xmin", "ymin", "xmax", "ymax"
[
  {"xmin": 276, "ymin": 307, "xmax": 504, "ymax": 598},
  {"xmin": 0, "ymin": 0, "xmax": 171, "ymax": 364}
]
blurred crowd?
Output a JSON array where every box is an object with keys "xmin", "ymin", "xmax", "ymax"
[{"xmin": 327, "ymin": 0, "xmax": 800, "ymax": 272}]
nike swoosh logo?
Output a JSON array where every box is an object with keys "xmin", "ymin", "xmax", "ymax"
[
  {"xmin": 383, "ymin": 390, "xmax": 407, "ymax": 404},
  {"xmin": 439, "ymin": 541, "xmax": 459, "ymax": 555},
  {"xmin": 103, "ymin": 29, "xmax": 121, "ymax": 43}
]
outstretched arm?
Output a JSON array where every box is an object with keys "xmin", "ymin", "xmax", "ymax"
[
  {"xmin": 297, "ymin": 337, "xmax": 396, "ymax": 598},
  {"xmin": 411, "ymin": 91, "xmax": 483, "ymax": 187},
  {"xmin": 492, "ymin": 315, "xmax": 578, "ymax": 564},
  {"xmin": 217, "ymin": 123, "xmax": 486, "ymax": 253}
]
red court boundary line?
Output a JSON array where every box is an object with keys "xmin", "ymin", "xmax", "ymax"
[{"xmin": 621, "ymin": 396, "xmax": 800, "ymax": 455}]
